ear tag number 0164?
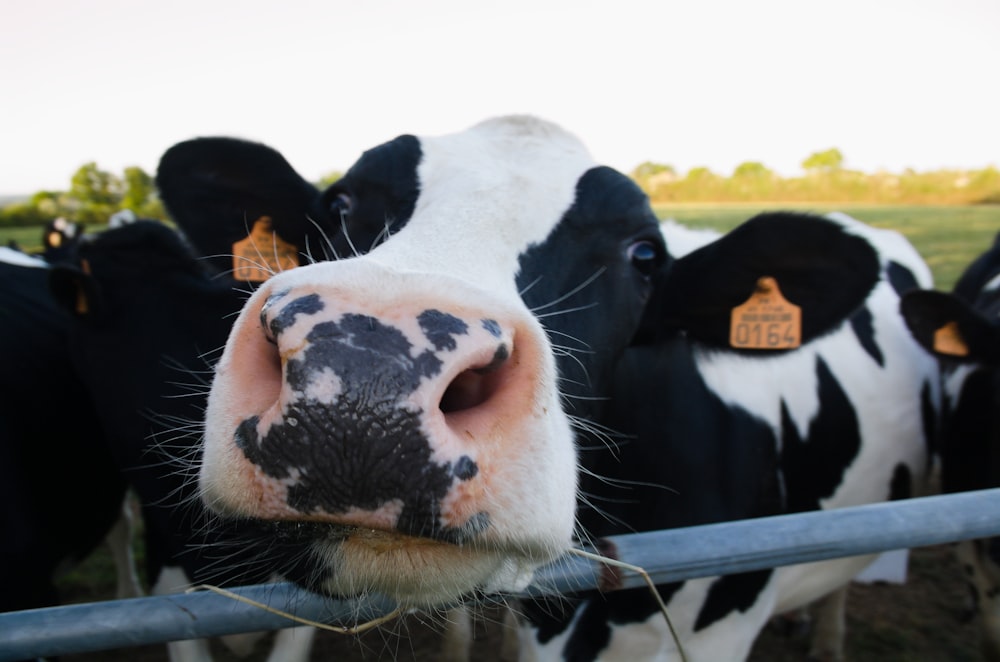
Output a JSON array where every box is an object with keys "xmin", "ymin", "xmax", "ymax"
[{"xmin": 730, "ymin": 276, "xmax": 802, "ymax": 350}]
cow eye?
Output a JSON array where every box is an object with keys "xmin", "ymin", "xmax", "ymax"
[
  {"xmin": 328, "ymin": 191, "xmax": 353, "ymax": 218},
  {"xmin": 628, "ymin": 240, "xmax": 661, "ymax": 276}
]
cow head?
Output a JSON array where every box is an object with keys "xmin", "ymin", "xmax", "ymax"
[{"xmin": 157, "ymin": 116, "xmax": 667, "ymax": 607}]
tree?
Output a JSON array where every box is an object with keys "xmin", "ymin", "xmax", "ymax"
[
  {"xmin": 802, "ymin": 148, "xmax": 844, "ymax": 173},
  {"xmin": 121, "ymin": 167, "xmax": 153, "ymax": 211},
  {"xmin": 630, "ymin": 161, "xmax": 676, "ymax": 181},
  {"xmin": 316, "ymin": 171, "xmax": 343, "ymax": 189},
  {"xmin": 732, "ymin": 161, "xmax": 773, "ymax": 179},
  {"xmin": 68, "ymin": 162, "xmax": 122, "ymax": 223}
]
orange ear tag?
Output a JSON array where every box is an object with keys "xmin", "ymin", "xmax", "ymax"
[
  {"xmin": 730, "ymin": 276, "xmax": 802, "ymax": 350},
  {"xmin": 231, "ymin": 217, "xmax": 300, "ymax": 282},
  {"xmin": 75, "ymin": 259, "xmax": 92, "ymax": 315},
  {"xmin": 932, "ymin": 320, "xmax": 969, "ymax": 357}
]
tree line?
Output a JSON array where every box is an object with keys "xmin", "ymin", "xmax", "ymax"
[
  {"xmin": 632, "ymin": 148, "xmax": 1000, "ymax": 205},
  {"xmin": 1, "ymin": 152, "xmax": 997, "ymax": 229},
  {"xmin": 0, "ymin": 163, "xmax": 345, "ymax": 229},
  {"xmin": 0, "ymin": 163, "xmax": 164, "ymax": 227}
]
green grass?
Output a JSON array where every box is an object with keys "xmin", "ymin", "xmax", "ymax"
[
  {"xmin": 655, "ymin": 204, "xmax": 1000, "ymax": 292},
  {"xmin": 0, "ymin": 225, "xmax": 47, "ymax": 253}
]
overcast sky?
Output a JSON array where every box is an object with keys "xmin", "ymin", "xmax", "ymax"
[{"xmin": 2, "ymin": 0, "xmax": 998, "ymax": 196}]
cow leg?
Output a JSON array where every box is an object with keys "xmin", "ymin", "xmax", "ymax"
[
  {"xmin": 265, "ymin": 626, "xmax": 316, "ymax": 662},
  {"xmin": 107, "ymin": 496, "xmax": 142, "ymax": 600},
  {"xmin": 500, "ymin": 604, "xmax": 520, "ymax": 661},
  {"xmin": 807, "ymin": 586, "xmax": 848, "ymax": 662},
  {"xmin": 152, "ymin": 566, "xmax": 213, "ymax": 662},
  {"xmin": 439, "ymin": 606, "xmax": 473, "ymax": 662}
]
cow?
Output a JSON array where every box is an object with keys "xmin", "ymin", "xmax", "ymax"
[
  {"xmin": 900, "ymin": 232, "xmax": 1000, "ymax": 661},
  {"xmin": 0, "ymin": 248, "xmax": 130, "ymax": 614},
  {"xmin": 40, "ymin": 217, "xmax": 84, "ymax": 263},
  {"xmin": 513, "ymin": 211, "xmax": 941, "ymax": 661},
  {"xmin": 49, "ymin": 220, "xmax": 326, "ymax": 661},
  {"xmin": 173, "ymin": 115, "xmax": 938, "ymax": 661},
  {"xmin": 146, "ymin": 115, "xmax": 669, "ymax": 613}
]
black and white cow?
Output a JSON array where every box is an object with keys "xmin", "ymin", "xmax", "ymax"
[
  {"xmin": 901, "ymin": 232, "xmax": 1000, "ymax": 661},
  {"xmin": 0, "ymin": 248, "xmax": 129, "ymax": 614},
  {"xmin": 512, "ymin": 211, "xmax": 940, "ymax": 661},
  {"xmin": 178, "ymin": 115, "xmax": 938, "ymax": 660},
  {"xmin": 167, "ymin": 115, "xmax": 669, "ymax": 609}
]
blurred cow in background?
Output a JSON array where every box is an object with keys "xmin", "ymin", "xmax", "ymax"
[{"xmin": 902, "ymin": 231, "xmax": 1000, "ymax": 661}]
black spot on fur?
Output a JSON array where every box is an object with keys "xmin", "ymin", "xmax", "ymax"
[
  {"xmin": 482, "ymin": 318, "xmax": 502, "ymax": 338},
  {"xmin": 269, "ymin": 293, "xmax": 324, "ymax": 337},
  {"xmin": 889, "ymin": 463, "xmax": 912, "ymax": 500},
  {"xmin": 694, "ymin": 569, "xmax": 774, "ymax": 631},
  {"xmin": 418, "ymin": 309, "xmax": 468, "ymax": 351},
  {"xmin": 849, "ymin": 307, "xmax": 885, "ymax": 366},
  {"xmin": 886, "ymin": 260, "xmax": 919, "ymax": 296},
  {"xmin": 780, "ymin": 357, "xmax": 862, "ymax": 513},
  {"xmin": 453, "ymin": 455, "xmax": 479, "ymax": 480}
]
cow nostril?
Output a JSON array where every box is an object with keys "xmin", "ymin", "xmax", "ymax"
[
  {"xmin": 439, "ymin": 344, "xmax": 510, "ymax": 415},
  {"xmin": 441, "ymin": 369, "xmax": 491, "ymax": 414}
]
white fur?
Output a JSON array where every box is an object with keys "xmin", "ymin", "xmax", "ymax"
[
  {"xmin": 0, "ymin": 246, "xmax": 46, "ymax": 267},
  {"xmin": 659, "ymin": 219, "xmax": 720, "ymax": 257}
]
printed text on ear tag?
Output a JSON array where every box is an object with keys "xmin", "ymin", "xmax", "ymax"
[
  {"xmin": 933, "ymin": 320, "xmax": 969, "ymax": 357},
  {"xmin": 730, "ymin": 276, "xmax": 802, "ymax": 350},
  {"xmin": 232, "ymin": 216, "xmax": 300, "ymax": 282}
]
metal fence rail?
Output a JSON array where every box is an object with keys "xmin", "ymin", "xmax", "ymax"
[{"xmin": 3, "ymin": 488, "xmax": 1000, "ymax": 661}]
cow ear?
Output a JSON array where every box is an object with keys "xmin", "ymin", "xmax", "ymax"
[
  {"xmin": 656, "ymin": 212, "xmax": 882, "ymax": 349},
  {"xmin": 900, "ymin": 289, "xmax": 1000, "ymax": 364},
  {"xmin": 156, "ymin": 137, "xmax": 332, "ymax": 278},
  {"xmin": 50, "ymin": 265, "xmax": 102, "ymax": 319}
]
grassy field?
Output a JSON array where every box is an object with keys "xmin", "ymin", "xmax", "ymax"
[
  {"xmin": 0, "ymin": 224, "xmax": 48, "ymax": 253},
  {"xmin": 654, "ymin": 203, "xmax": 1000, "ymax": 291}
]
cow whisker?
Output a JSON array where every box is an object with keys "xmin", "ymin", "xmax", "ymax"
[
  {"xmin": 529, "ymin": 267, "xmax": 607, "ymax": 314},
  {"xmin": 534, "ymin": 302, "xmax": 601, "ymax": 321},
  {"xmin": 339, "ymin": 212, "xmax": 362, "ymax": 258},
  {"xmin": 369, "ymin": 220, "xmax": 395, "ymax": 252},
  {"xmin": 305, "ymin": 214, "xmax": 341, "ymax": 262},
  {"xmin": 574, "ymin": 494, "xmax": 637, "ymax": 533},
  {"xmin": 546, "ymin": 327, "xmax": 594, "ymax": 352}
]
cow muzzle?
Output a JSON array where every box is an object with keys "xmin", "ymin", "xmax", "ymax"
[{"xmin": 199, "ymin": 260, "xmax": 575, "ymax": 555}]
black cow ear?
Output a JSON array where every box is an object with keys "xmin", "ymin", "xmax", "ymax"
[
  {"xmin": 900, "ymin": 289, "xmax": 1000, "ymax": 364},
  {"xmin": 156, "ymin": 137, "xmax": 332, "ymax": 279},
  {"xmin": 657, "ymin": 212, "xmax": 882, "ymax": 349},
  {"xmin": 50, "ymin": 265, "xmax": 102, "ymax": 319}
]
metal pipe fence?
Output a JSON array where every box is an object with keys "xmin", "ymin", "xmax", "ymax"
[{"xmin": 3, "ymin": 488, "xmax": 1000, "ymax": 661}]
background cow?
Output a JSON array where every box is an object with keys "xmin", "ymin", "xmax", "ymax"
[
  {"xmin": 514, "ymin": 211, "xmax": 940, "ymax": 661},
  {"xmin": 0, "ymin": 249, "xmax": 130, "ymax": 614},
  {"xmin": 901, "ymin": 232, "xmax": 1000, "ymax": 661},
  {"xmin": 50, "ymin": 220, "xmax": 328, "ymax": 661}
]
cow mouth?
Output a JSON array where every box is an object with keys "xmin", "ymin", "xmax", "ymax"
[
  {"xmin": 310, "ymin": 525, "xmax": 539, "ymax": 607},
  {"xmin": 217, "ymin": 515, "xmax": 545, "ymax": 606}
]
